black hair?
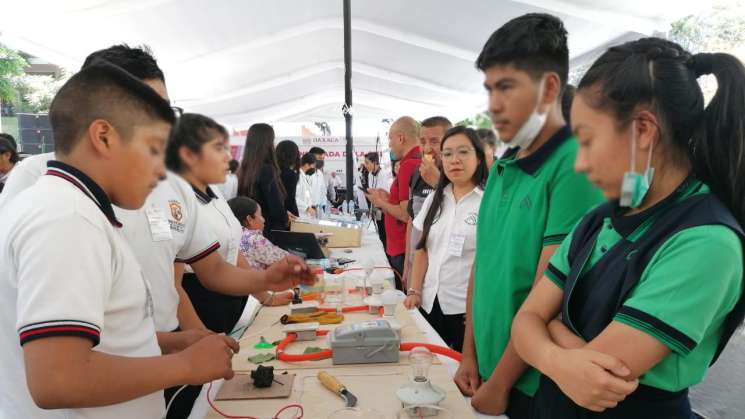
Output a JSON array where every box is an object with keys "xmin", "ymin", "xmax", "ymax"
[
  {"xmin": 421, "ymin": 116, "xmax": 453, "ymax": 130},
  {"xmin": 276, "ymin": 140, "xmax": 300, "ymax": 171},
  {"xmin": 476, "ymin": 13, "xmax": 568, "ymax": 90},
  {"xmin": 0, "ymin": 133, "xmax": 17, "ymax": 151},
  {"xmin": 364, "ymin": 151, "xmax": 380, "ymax": 165},
  {"xmin": 476, "ymin": 128, "xmax": 498, "ymax": 148},
  {"xmin": 237, "ymin": 123, "xmax": 284, "ymax": 199},
  {"xmin": 165, "ymin": 113, "xmax": 228, "ymax": 173},
  {"xmin": 228, "ymin": 196, "xmax": 260, "ymax": 228},
  {"xmin": 301, "ymin": 152, "xmax": 317, "ymax": 167},
  {"xmin": 308, "ymin": 146, "xmax": 326, "ymax": 156},
  {"xmin": 578, "ymin": 36, "xmax": 745, "ymax": 225},
  {"xmin": 82, "ymin": 44, "xmax": 165, "ymax": 82},
  {"xmin": 0, "ymin": 137, "xmax": 19, "ymax": 164},
  {"xmin": 228, "ymin": 159, "xmax": 239, "ymax": 173},
  {"xmin": 50, "ymin": 62, "xmax": 175, "ymax": 156},
  {"xmin": 562, "ymin": 84, "xmax": 576, "ymax": 123},
  {"xmin": 417, "ymin": 126, "xmax": 489, "ymax": 250}
]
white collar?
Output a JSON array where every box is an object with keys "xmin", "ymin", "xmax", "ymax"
[{"xmin": 444, "ymin": 183, "xmax": 483, "ymax": 201}]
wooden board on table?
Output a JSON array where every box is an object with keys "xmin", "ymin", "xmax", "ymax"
[
  {"xmin": 215, "ymin": 373, "xmax": 295, "ymax": 401},
  {"xmin": 234, "ymin": 303, "xmax": 436, "ymax": 372},
  {"xmin": 207, "ymin": 364, "xmax": 474, "ymax": 419}
]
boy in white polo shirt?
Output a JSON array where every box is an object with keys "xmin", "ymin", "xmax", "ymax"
[
  {"xmin": 0, "ymin": 45, "xmax": 315, "ymax": 355},
  {"xmin": 0, "ymin": 62, "xmax": 240, "ymax": 418}
]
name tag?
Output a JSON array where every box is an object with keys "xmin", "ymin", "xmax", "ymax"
[
  {"xmin": 146, "ymin": 206, "xmax": 172, "ymax": 242},
  {"xmin": 447, "ymin": 234, "xmax": 466, "ymax": 257}
]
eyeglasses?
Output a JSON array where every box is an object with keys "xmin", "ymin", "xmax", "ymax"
[
  {"xmin": 441, "ymin": 147, "xmax": 475, "ymax": 161},
  {"xmin": 172, "ymin": 106, "xmax": 184, "ymax": 118}
]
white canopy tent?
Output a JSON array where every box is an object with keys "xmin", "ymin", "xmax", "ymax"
[{"xmin": 1, "ymin": 0, "xmax": 706, "ymax": 134}]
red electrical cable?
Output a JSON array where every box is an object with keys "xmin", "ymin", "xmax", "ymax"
[
  {"xmin": 275, "ymin": 332, "xmax": 462, "ymax": 363},
  {"xmin": 206, "ymin": 380, "xmax": 304, "ymax": 419},
  {"xmin": 317, "ymin": 305, "xmax": 369, "ymax": 313},
  {"xmin": 399, "ymin": 342, "xmax": 462, "ymax": 362}
]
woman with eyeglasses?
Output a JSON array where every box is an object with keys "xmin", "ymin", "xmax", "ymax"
[{"xmin": 403, "ymin": 126, "xmax": 489, "ymax": 351}]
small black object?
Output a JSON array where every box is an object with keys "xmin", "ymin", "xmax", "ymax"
[
  {"xmin": 291, "ymin": 287, "xmax": 302, "ymax": 305},
  {"xmin": 251, "ymin": 365, "xmax": 275, "ymax": 388}
]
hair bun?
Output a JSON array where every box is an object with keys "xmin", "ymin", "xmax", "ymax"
[{"xmin": 688, "ymin": 53, "xmax": 716, "ymax": 77}]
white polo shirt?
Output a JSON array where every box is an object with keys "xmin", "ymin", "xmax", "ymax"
[
  {"xmin": 0, "ymin": 152, "xmax": 221, "ymax": 332},
  {"xmin": 412, "ymin": 184, "xmax": 483, "ymax": 315},
  {"xmin": 0, "ymin": 161, "xmax": 164, "ymax": 419},
  {"xmin": 115, "ymin": 173, "xmax": 221, "ymax": 332},
  {"xmin": 188, "ymin": 184, "xmax": 243, "ymax": 268}
]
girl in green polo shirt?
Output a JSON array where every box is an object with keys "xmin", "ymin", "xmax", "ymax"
[{"xmin": 512, "ymin": 37, "xmax": 745, "ymax": 418}]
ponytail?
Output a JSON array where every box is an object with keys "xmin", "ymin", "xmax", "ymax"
[
  {"xmin": 578, "ymin": 37, "xmax": 745, "ymax": 226},
  {"xmin": 688, "ymin": 53, "xmax": 745, "ymax": 226}
]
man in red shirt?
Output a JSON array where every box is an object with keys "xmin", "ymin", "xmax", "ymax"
[{"xmin": 367, "ymin": 116, "xmax": 421, "ymax": 290}]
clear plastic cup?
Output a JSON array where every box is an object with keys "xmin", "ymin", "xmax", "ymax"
[{"xmin": 323, "ymin": 274, "xmax": 345, "ymax": 307}]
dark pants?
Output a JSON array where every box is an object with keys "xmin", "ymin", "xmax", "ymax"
[
  {"xmin": 535, "ymin": 375, "xmax": 696, "ymax": 419},
  {"xmin": 182, "ymin": 272, "xmax": 247, "ymax": 334},
  {"xmin": 387, "ymin": 253, "xmax": 404, "ymax": 291},
  {"xmin": 419, "ymin": 296, "xmax": 465, "ymax": 352},
  {"xmin": 507, "ymin": 388, "xmax": 536, "ymax": 419},
  {"xmin": 173, "ymin": 273, "xmax": 248, "ymax": 418},
  {"xmin": 164, "ymin": 384, "xmax": 202, "ymax": 419},
  {"xmin": 375, "ymin": 218, "xmax": 387, "ymax": 250}
]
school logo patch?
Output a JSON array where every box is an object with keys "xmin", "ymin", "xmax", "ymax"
[
  {"xmin": 168, "ymin": 200, "xmax": 186, "ymax": 233},
  {"xmin": 465, "ymin": 212, "xmax": 478, "ymax": 225},
  {"xmin": 520, "ymin": 196, "xmax": 532, "ymax": 210},
  {"xmin": 169, "ymin": 201, "xmax": 183, "ymax": 221}
]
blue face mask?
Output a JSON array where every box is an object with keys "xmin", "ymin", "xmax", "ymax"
[
  {"xmin": 620, "ymin": 121, "xmax": 655, "ymax": 208},
  {"xmin": 389, "ymin": 150, "xmax": 397, "ymax": 161}
]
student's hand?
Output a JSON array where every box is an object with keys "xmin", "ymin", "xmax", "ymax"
[
  {"xmin": 546, "ymin": 347, "xmax": 638, "ymax": 412},
  {"xmin": 307, "ymin": 207, "xmax": 317, "ymax": 217},
  {"xmin": 453, "ymin": 353, "xmax": 481, "ymax": 396},
  {"xmin": 264, "ymin": 291, "xmax": 294, "ymax": 306},
  {"xmin": 470, "ymin": 380, "xmax": 509, "ymax": 415},
  {"xmin": 287, "ymin": 211, "xmax": 298, "ymax": 222},
  {"xmin": 264, "ymin": 256, "xmax": 316, "ymax": 291},
  {"xmin": 366, "ymin": 189, "xmax": 389, "ymax": 207},
  {"xmin": 177, "ymin": 328, "xmax": 214, "ymax": 351},
  {"xmin": 419, "ymin": 155, "xmax": 440, "ymax": 187},
  {"xmin": 403, "ymin": 294, "xmax": 421, "ymax": 309},
  {"xmin": 179, "ymin": 334, "xmax": 239, "ymax": 385}
]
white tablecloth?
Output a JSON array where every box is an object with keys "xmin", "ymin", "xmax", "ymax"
[{"xmin": 189, "ymin": 225, "xmax": 506, "ymax": 419}]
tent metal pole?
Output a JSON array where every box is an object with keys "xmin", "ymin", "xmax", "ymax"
[{"xmin": 343, "ymin": 0, "xmax": 354, "ymax": 203}]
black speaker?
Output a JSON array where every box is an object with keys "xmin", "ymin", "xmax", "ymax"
[
  {"xmin": 20, "ymin": 129, "xmax": 54, "ymax": 154},
  {"xmin": 21, "ymin": 143, "xmax": 43, "ymax": 155},
  {"xmin": 17, "ymin": 113, "xmax": 50, "ymax": 130}
]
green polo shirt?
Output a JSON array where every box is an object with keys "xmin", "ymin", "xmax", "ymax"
[
  {"xmin": 546, "ymin": 180, "xmax": 744, "ymax": 391},
  {"xmin": 473, "ymin": 126, "xmax": 603, "ymax": 397}
]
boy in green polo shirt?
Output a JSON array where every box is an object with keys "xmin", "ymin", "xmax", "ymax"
[{"xmin": 454, "ymin": 13, "xmax": 603, "ymax": 417}]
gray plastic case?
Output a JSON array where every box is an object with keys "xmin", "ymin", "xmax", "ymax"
[{"xmin": 329, "ymin": 320, "xmax": 401, "ymax": 365}]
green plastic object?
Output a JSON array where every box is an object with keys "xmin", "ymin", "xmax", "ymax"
[
  {"xmin": 247, "ymin": 353, "xmax": 276, "ymax": 364},
  {"xmin": 254, "ymin": 336, "xmax": 275, "ymax": 349}
]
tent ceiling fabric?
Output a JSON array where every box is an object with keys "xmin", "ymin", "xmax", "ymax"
[{"xmin": 1, "ymin": 0, "xmax": 704, "ymax": 128}]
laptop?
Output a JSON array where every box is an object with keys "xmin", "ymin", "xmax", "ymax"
[{"xmin": 270, "ymin": 230, "xmax": 327, "ymax": 260}]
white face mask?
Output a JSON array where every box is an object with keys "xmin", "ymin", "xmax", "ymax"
[{"xmin": 507, "ymin": 77, "xmax": 547, "ymax": 150}]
